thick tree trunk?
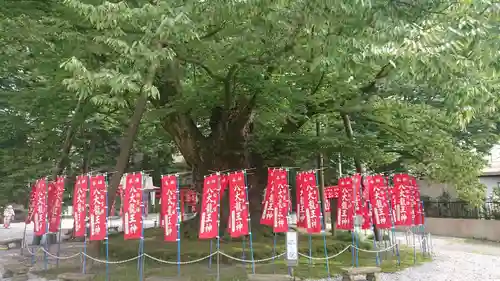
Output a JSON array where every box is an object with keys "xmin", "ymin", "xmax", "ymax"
[{"xmin": 161, "ymin": 97, "xmax": 273, "ymax": 239}]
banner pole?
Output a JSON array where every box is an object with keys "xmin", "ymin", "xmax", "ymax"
[
  {"xmin": 56, "ymin": 177, "xmax": 65, "ymax": 268},
  {"xmin": 243, "ymin": 170, "xmax": 255, "ymax": 274},
  {"xmin": 22, "ymin": 181, "xmax": 31, "ymax": 257},
  {"xmin": 315, "ymin": 170, "xmax": 330, "ymax": 278},
  {"xmin": 139, "ymin": 172, "xmax": 146, "ymax": 281},
  {"xmin": 82, "ymin": 174, "xmax": 89, "ymax": 274},
  {"xmin": 216, "ymin": 172, "xmax": 221, "ymax": 281},
  {"xmin": 353, "ymin": 175, "xmax": 360, "ymax": 268},
  {"xmin": 208, "ymin": 240, "xmax": 213, "ymax": 269},
  {"xmin": 105, "ymin": 174, "xmax": 110, "ymax": 281},
  {"xmin": 367, "ymin": 200, "xmax": 379, "ymax": 266},
  {"xmin": 385, "ymin": 176, "xmax": 400, "ymax": 266},
  {"xmin": 411, "ymin": 188, "xmax": 416, "ymax": 264},
  {"xmin": 420, "ymin": 200, "xmax": 427, "ymax": 256},
  {"xmin": 176, "ymin": 174, "xmax": 181, "ymax": 277},
  {"xmin": 44, "ymin": 177, "xmax": 49, "ymax": 271},
  {"xmin": 349, "ymin": 175, "xmax": 356, "ymax": 267},
  {"xmin": 241, "ymin": 236, "xmax": 246, "ymax": 268}
]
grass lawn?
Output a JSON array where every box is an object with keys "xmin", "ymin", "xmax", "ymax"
[{"xmin": 36, "ymin": 228, "xmax": 431, "ymax": 281}]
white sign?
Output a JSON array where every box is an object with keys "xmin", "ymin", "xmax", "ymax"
[{"xmin": 286, "ymin": 231, "xmax": 298, "ymax": 266}]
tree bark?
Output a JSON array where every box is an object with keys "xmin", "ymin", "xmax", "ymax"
[
  {"xmin": 51, "ymin": 98, "xmax": 83, "ymax": 179},
  {"xmin": 106, "ymin": 62, "xmax": 158, "ymax": 210}
]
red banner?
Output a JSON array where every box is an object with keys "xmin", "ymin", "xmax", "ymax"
[
  {"xmin": 393, "ymin": 174, "xmax": 413, "ymax": 226},
  {"xmin": 366, "ymin": 175, "xmax": 392, "ymax": 229},
  {"xmin": 272, "ymin": 169, "xmax": 289, "ymax": 232},
  {"xmin": 295, "ymin": 172, "xmax": 306, "ymax": 227},
  {"xmin": 185, "ymin": 189, "xmax": 197, "ymax": 213},
  {"xmin": 89, "ymin": 175, "xmax": 107, "ymax": 241},
  {"xmin": 336, "ymin": 177, "xmax": 354, "ymax": 230},
  {"xmin": 199, "ymin": 173, "xmax": 220, "ymax": 239},
  {"xmin": 124, "ymin": 173, "xmax": 143, "ymax": 240},
  {"xmin": 228, "ymin": 171, "xmax": 250, "ymax": 237},
  {"xmin": 26, "ymin": 183, "xmax": 36, "ymax": 224},
  {"xmin": 301, "ymin": 171, "xmax": 321, "ymax": 233},
  {"xmin": 409, "ymin": 176, "xmax": 424, "ymax": 225},
  {"xmin": 161, "ymin": 175, "xmax": 179, "ymax": 242},
  {"xmin": 34, "ymin": 178, "xmax": 47, "ymax": 236},
  {"xmin": 324, "ymin": 186, "xmax": 339, "ymax": 212},
  {"xmin": 48, "ymin": 176, "xmax": 65, "ymax": 232},
  {"xmin": 260, "ymin": 168, "xmax": 276, "ymax": 226},
  {"xmin": 73, "ymin": 176, "xmax": 88, "ymax": 237}
]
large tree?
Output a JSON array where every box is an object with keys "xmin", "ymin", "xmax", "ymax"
[{"xmin": 59, "ymin": 0, "xmax": 500, "ymax": 230}]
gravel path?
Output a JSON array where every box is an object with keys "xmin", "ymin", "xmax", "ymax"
[{"xmin": 378, "ymin": 236, "xmax": 500, "ymax": 281}]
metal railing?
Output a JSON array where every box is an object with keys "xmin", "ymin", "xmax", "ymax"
[{"xmin": 423, "ymin": 201, "xmax": 500, "ymax": 220}]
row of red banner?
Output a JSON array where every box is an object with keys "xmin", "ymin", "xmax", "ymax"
[
  {"xmin": 26, "ymin": 177, "xmax": 66, "ymax": 236},
  {"xmin": 26, "ymin": 170, "xmax": 424, "ymax": 242},
  {"xmin": 324, "ymin": 174, "xmax": 424, "ymax": 230}
]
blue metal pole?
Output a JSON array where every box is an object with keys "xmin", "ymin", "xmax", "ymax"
[
  {"xmin": 82, "ymin": 174, "xmax": 89, "ymax": 274},
  {"xmin": 354, "ymin": 175, "xmax": 360, "ymax": 268},
  {"xmin": 208, "ymin": 240, "xmax": 213, "ymax": 269},
  {"xmin": 216, "ymin": 172, "xmax": 222, "ymax": 281},
  {"xmin": 176, "ymin": 174, "xmax": 181, "ymax": 276},
  {"xmin": 44, "ymin": 177, "xmax": 49, "ymax": 271},
  {"xmin": 56, "ymin": 177, "xmax": 64, "ymax": 268},
  {"xmin": 385, "ymin": 176, "xmax": 400, "ymax": 266},
  {"xmin": 243, "ymin": 170, "xmax": 255, "ymax": 274},
  {"xmin": 105, "ymin": 174, "xmax": 110, "ymax": 281},
  {"xmin": 315, "ymin": 171, "xmax": 330, "ymax": 278},
  {"xmin": 139, "ymin": 172, "xmax": 146, "ymax": 281},
  {"xmin": 367, "ymin": 200, "xmax": 380, "ymax": 266},
  {"xmin": 420, "ymin": 200, "xmax": 427, "ymax": 256}
]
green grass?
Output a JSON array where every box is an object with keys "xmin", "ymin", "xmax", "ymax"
[{"xmin": 36, "ymin": 228, "xmax": 431, "ymax": 281}]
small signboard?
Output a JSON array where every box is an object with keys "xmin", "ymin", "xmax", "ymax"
[{"xmin": 286, "ymin": 231, "xmax": 298, "ymax": 266}]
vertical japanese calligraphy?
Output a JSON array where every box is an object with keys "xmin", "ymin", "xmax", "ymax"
[
  {"xmin": 302, "ymin": 171, "xmax": 322, "ymax": 233},
  {"xmin": 89, "ymin": 175, "xmax": 107, "ymax": 241},
  {"xmin": 161, "ymin": 175, "xmax": 179, "ymax": 242},
  {"xmin": 124, "ymin": 173, "xmax": 144, "ymax": 240},
  {"xmin": 367, "ymin": 175, "xmax": 392, "ymax": 229},
  {"xmin": 199, "ymin": 173, "xmax": 220, "ymax": 239},
  {"xmin": 48, "ymin": 176, "xmax": 65, "ymax": 232},
  {"xmin": 336, "ymin": 177, "xmax": 354, "ymax": 230},
  {"xmin": 295, "ymin": 172, "xmax": 306, "ymax": 228},
  {"xmin": 393, "ymin": 174, "xmax": 413, "ymax": 226},
  {"xmin": 273, "ymin": 169, "xmax": 289, "ymax": 233},
  {"xmin": 228, "ymin": 171, "xmax": 249, "ymax": 238},
  {"xmin": 323, "ymin": 186, "xmax": 339, "ymax": 212},
  {"xmin": 409, "ymin": 176, "xmax": 424, "ymax": 225},
  {"xmin": 34, "ymin": 178, "xmax": 47, "ymax": 236},
  {"xmin": 260, "ymin": 168, "xmax": 276, "ymax": 226},
  {"xmin": 73, "ymin": 175, "xmax": 88, "ymax": 237}
]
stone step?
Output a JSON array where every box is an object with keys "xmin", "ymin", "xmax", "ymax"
[
  {"xmin": 57, "ymin": 273, "xmax": 96, "ymax": 281},
  {"xmin": 247, "ymin": 274, "xmax": 293, "ymax": 281}
]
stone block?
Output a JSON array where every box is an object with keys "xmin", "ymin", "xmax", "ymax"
[
  {"xmin": 57, "ymin": 273, "xmax": 96, "ymax": 281},
  {"xmin": 247, "ymin": 274, "xmax": 292, "ymax": 281},
  {"xmin": 145, "ymin": 277, "xmax": 183, "ymax": 281}
]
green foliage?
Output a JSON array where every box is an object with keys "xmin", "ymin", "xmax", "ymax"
[{"xmin": 2, "ymin": 0, "xmax": 500, "ymax": 204}]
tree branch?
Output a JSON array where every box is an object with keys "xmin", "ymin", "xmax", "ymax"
[{"xmin": 176, "ymin": 55, "xmax": 224, "ymax": 81}]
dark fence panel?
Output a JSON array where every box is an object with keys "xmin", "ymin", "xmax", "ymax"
[{"xmin": 423, "ymin": 201, "xmax": 500, "ymax": 220}]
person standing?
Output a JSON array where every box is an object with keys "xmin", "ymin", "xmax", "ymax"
[{"xmin": 3, "ymin": 205, "xmax": 15, "ymax": 228}]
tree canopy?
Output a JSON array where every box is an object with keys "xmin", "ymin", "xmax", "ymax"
[{"xmin": 1, "ymin": 0, "xmax": 500, "ymax": 206}]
